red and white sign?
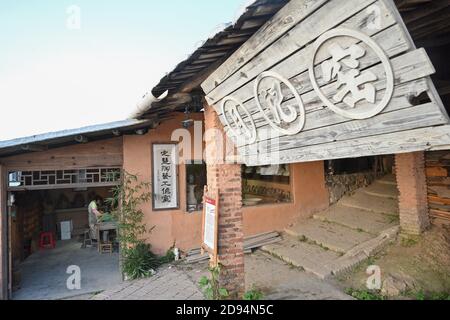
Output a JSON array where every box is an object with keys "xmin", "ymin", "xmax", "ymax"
[
  {"xmin": 202, "ymin": 187, "xmax": 220, "ymax": 265},
  {"xmin": 203, "ymin": 197, "xmax": 217, "ymax": 251}
]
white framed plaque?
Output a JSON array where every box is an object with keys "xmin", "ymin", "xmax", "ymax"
[{"xmin": 152, "ymin": 143, "xmax": 179, "ymax": 211}]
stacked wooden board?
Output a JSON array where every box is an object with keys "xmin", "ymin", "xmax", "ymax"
[
  {"xmin": 426, "ymin": 151, "xmax": 450, "ymax": 225},
  {"xmin": 185, "ymin": 232, "xmax": 281, "ymax": 264},
  {"xmin": 201, "ymin": 0, "xmax": 450, "ymax": 166}
]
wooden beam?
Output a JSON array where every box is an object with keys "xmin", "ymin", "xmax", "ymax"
[
  {"xmin": 244, "ymin": 125, "xmax": 450, "ymax": 166},
  {"xmin": 20, "ymin": 144, "xmax": 48, "ymax": 152},
  {"xmin": 221, "ymin": 24, "xmax": 415, "ymax": 126},
  {"xmin": 203, "ymin": 0, "xmax": 380, "ymax": 101},
  {"xmin": 75, "ymin": 135, "xmax": 89, "ymax": 144},
  {"xmin": 202, "ymin": 0, "xmax": 330, "ymax": 95},
  {"xmin": 395, "ymin": 0, "xmax": 431, "ymax": 10},
  {"xmin": 0, "ymin": 165, "xmax": 8, "ymax": 300},
  {"xmin": 7, "ymin": 181, "xmax": 120, "ymax": 192},
  {"xmin": 1, "ymin": 138, "xmax": 123, "ymax": 171},
  {"xmin": 179, "ymin": 58, "xmax": 230, "ymax": 95},
  {"xmin": 407, "ymin": 7, "xmax": 450, "ymax": 32},
  {"xmin": 400, "ymin": 0, "xmax": 449, "ymax": 24},
  {"xmin": 434, "ymin": 80, "xmax": 450, "ymax": 98}
]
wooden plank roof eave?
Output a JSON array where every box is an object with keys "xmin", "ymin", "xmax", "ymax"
[
  {"xmin": 146, "ymin": 0, "xmax": 450, "ymax": 121},
  {"xmin": 150, "ymin": 0, "xmax": 288, "ymax": 99}
]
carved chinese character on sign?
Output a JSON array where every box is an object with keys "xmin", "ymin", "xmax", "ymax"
[
  {"xmin": 221, "ymin": 96, "xmax": 257, "ymax": 144},
  {"xmin": 309, "ymin": 28, "xmax": 394, "ymax": 120},
  {"xmin": 254, "ymin": 71, "xmax": 306, "ymax": 136},
  {"xmin": 321, "ymin": 43, "xmax": 378, "ymax": 108},
  {"xmin": 262, "ymin": 81, "xmax": 297, "ymax": 125}
]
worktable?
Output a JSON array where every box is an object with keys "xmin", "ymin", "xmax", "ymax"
[{"xmin": 96, "ymin": 222, "xmax": 118, "ymax": 253}]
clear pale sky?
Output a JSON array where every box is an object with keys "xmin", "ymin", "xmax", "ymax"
[{"xmin": 0, "ymin": 0, "xmax": 247, "ymax": 141}]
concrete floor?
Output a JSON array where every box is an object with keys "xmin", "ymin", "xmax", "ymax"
[
  {"xmin": 13, "ymin": 240, "xmax": 122, "ymax": 300},
  {"xmin": 91, "ymin": 266, "xmax": 204, "ymax": 300},
  {"xmin": 246, "ymin": 251, "xmax": 352, "ymax": 300},
  {"xmin": 179, "ymin": 251, "xmax": 352, "ymax": 300}
]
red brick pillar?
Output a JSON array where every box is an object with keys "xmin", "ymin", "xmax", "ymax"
[
  {"xmin": 204, "ymin": 105, "xmax": 245, "ymax": 299},
  {"xmin": 395, "ymin": 152, "xmax": 430, "ymax": 234}
]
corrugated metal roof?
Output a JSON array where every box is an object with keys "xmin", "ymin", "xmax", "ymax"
[{"xmin": 0, "ymin": 119, "xmax": 153, "ymax": 158}]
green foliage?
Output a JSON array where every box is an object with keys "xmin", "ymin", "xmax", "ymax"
[
  {"xmin": 122, "ymin": 244, "xmax": 177, "ymax": 280},
  {"xmin": 106, "ymin": 171, "xmax": 152, "ymax": 248},
  {"xmin": 160, "ymin": 248, "xmax": 176, "ymax": 265},
  {"xmin": 98, "ymin": 213, "xmax": 114, "ymax": 223},
  {"xmin": 413, "ymin": 290, "xmax": 450, "ymax": 300},
  {"xmin": 401, "ymin": 237, "xmax": 419, "ymax": 248},
  {"xmin": 388, "ymin": 215, "xmax": 400, "ymax": 224},
  {"xmin": 298, "ymin": 235, "xmax": 308, "ymax": 242},
  {"xmin": 199, "ymin": 265, "xmax": 229, "ymax": 300},
  {"xmin": 106, "ymin": 171, "xmax": 156, "ymax": 280},
  {"xmin": 366, "ymin": 256, "xmax": 377, "ymax": 266},
  {"xmin": 122, "ymin": 243, "xmax": 161, "ymax": 280},
  {"xmin": 345, "ymin": 288, "xmax": 385, "ymax": 300},
  {"xmin": 243, "ymin": 287, "xmax": 264, "ymax": 300},
  {"xmin": 346, "ymin": 288, "xmax": 450, "ymax": 301},
  {"xmin": 414, "ymin": 290, "xmax": 426, "ymax": 300}
]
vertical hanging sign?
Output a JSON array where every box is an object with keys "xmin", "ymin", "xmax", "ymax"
[
  {"xmin": 152, "ymin": 143, "xmax": 179, "ymax": 210},
  {"xmin": 201, "ymin": 186, "xmax": 219, "ymax": 266}
]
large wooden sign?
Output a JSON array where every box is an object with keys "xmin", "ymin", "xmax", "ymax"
[
  {"xmin": 202, "ymin": 0, "xmax": 450, "ymax": 166},
  {"xmin": 201, "ymin": 186, "xmax": 219, "ymax": 266}
]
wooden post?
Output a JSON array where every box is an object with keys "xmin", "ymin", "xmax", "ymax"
[{"xmin": 0, "ymin": 165, "xmax": 8, "ymax": 300}]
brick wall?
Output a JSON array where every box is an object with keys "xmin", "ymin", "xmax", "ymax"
[
  {"xmin": 395, "ymin": 152, "xmax": 430, "ymax": 234},
  {"xmin": 204, "ymin": 105, "xmax": 245, "ymax": 298}
]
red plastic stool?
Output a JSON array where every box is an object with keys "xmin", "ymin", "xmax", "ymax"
[{"xmin": 39, "ymin": 232, "xmax": 56, "ymax": 250}]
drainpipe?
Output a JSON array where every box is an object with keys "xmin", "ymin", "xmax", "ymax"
[{"xmin": 128, "ymin": 91, "xmax": 168, "ymax": 119}]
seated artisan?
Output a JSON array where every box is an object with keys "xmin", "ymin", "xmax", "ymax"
[{"xmin": 88, "ymin": 196, "xmax": 103, "ymax": 240}]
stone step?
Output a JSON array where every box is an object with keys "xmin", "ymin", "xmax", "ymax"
[
  {"xmin": 285, "ymin": 219, "xmax": 373, "ymax": 254},
  {"xmin": 377, "ymin": 174, "xmax": 397, "ymax": 186},
  {"xmin": 261, "ymin": 234, "xmax": 341, "ymax": 279},
  {"xmin": 339, "ymin": 190, "xmax": 399, "ymax": 216},
  {"xmin": 328, "ymin": 226, "xmax": 400, "ymax": 276},
  {"xmin": 314, "ymin": 204, "xmax": 399, "ymax": 235},
  {"xmin": 363, "ymin": 181, "xmax": 399, "ymax": 199}
]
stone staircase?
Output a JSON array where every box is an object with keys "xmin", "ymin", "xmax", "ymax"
[{"xmin": 262, "ymin": 175, "xmax": 400, "ymax": 279}]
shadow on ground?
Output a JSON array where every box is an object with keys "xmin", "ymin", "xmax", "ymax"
[{"xmin": 13, "ymin": 240, "xmax": 122, "ymax": 300}]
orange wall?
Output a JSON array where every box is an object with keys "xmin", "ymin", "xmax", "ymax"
[
  {"xmin": 243, "ymin": 161, "xmax": 329, "ymax": 236},
  {"xmin": 123, "ymin": 113, "xmax": 329, "ymax": 254},
  {"xmin": 122, "ymin": 113, "xmax": 204, "ymax": 255}
]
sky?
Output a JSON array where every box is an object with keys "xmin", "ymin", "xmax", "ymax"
[{"xmin": 0, "ymin": 0, "xmax": 246, "ymax": 141}]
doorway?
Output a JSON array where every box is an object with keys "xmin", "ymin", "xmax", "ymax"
[{"xmin": 6, "ymin": 170, "xmax": 123, "ymax": 300}]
